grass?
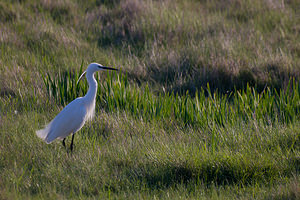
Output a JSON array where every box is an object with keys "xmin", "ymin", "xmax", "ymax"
[
  {"xmin": 44, "ymin": 69, "xmax": 300, "ymax": 126},
  {"xmin": 0, "ymin": 0, "xmax": 299, "ymax": 199}
]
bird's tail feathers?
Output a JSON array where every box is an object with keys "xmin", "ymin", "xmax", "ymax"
[{"xmin": 36, "ymin": 122, "xmax": 53, "ymax": 143}]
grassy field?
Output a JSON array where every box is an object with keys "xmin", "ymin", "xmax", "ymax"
[{"xmin": 0, "ymin": 0, "xmax": 299, "ymax": 199}]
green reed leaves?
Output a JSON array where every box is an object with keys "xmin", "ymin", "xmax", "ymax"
[{"xmin": 43, "ymin": 68, "xmax": 300, "ymax": 127}]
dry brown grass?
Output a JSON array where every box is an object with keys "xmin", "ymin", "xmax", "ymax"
[{"xmin": 1, "ymin": 0, "xmax": 299, "ymax": 96}]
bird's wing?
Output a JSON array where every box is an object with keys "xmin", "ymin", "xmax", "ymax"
[{"xmin": 44, "ymin": 98, "xmax": 87, "ymax": 144}]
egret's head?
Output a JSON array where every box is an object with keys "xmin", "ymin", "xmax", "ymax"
[
  {"xmin": 87, "ymin": 63, "xmax": 118, "ymax": 73},
  {"xmin": 77, "ymin": 63, "xmax": 118, "ymax": 84}
]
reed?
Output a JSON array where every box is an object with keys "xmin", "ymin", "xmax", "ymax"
[{"xmin": 43, "ymin": 69, "xmax": 300, "ymax": 127}]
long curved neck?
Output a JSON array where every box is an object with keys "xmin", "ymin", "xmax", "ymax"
[{"xmin": 84, "ymin": 71, "xmax": 98, "ymax": 102}]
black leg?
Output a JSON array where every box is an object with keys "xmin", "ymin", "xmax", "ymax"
[
  {"xmin": 70, "ymin": 134, "xmax": 75, "ymax": 152},
  {"xmin": 62, "ymin": 138, "xmax": 66, "ymax": 147}
]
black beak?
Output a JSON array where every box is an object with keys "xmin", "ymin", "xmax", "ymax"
[{"xmin": 99, "ymin": 66, "xmax": 118, "ymax": 71}]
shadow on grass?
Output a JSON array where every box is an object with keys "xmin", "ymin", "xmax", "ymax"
[
  {"xmin": 0, "ymin": 87, "xmax": 16, "ymax": 97},
  {"xmin": 109, "ymin": 158, "xmax": 285, "ymax": 191},
  {"xmin": 125, "ymin": 55, "xmax": 295, "ymax": 97},
  {"xmin": 127, "ymin": 66, "xmax": 259, "ymax": 96}
]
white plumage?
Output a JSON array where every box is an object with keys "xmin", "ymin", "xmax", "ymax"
[{"xmin": 36, "ymin": 63, "xmax": 117, "ymax": 151}]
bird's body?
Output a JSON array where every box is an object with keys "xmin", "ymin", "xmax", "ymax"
[
  {"xmin": 36, "ymin": 63, "xmax": 117, "ymax": 151},
  {"xmin": 36, "ymin": 97, "xmax": 87, "ymax": 143}
]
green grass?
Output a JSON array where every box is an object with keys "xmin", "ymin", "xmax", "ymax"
[
  {"xmin": 44, "ymin": 69, "xmax": 300, "ymax": 126},
  {"xmin": 1, "ymin": 0, "xmax": 299, "ymax": 199}
]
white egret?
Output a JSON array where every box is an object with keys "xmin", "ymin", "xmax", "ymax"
[{"xmin": 36, "ymin": 63, "xmax": 118, "ymax": 151}]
